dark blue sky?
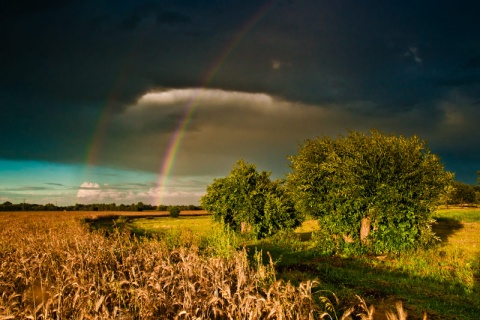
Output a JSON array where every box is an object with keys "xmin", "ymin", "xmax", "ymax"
[{"xmin": 1, "ymin": 0, "xmax": 479, "ymax": 204}]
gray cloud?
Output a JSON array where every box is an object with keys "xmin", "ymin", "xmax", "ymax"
[{"xmin": 83, "ymin": 88, "xmax": 479, "ymax": 184}]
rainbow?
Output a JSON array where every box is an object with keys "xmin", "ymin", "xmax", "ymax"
[
  {"xmin": 156, "ymin": 0, "xmax": 277, "ymax": 205},
  {"xmin": 85, "ymin": 0, "xmax": 278, "ymax": 205}
]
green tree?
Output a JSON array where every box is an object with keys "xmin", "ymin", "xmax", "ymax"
[
  {"xmin": 168, "ymin": 206, "xmax": 181, "ymax": 218},
  {"xmin": 201, "ymin": 160, "xmax": 302, "ymax": 239},
  {"xmin": 287, "ymin": 130, "xmax": 453, "ymax": 254},
  {"xmin": 450, "ymin": 182, "xmax": 476, "ymax": 205}
]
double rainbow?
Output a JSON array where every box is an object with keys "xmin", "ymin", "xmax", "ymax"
[{"xmin": 86, "ymin": 0, "xmax": 278, "ymax": 205}]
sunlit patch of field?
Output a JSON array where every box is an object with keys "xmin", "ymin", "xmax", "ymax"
[
  {"xmin": 434, "ymin": 206, "xmax": 480, "ymax": 222},
  {"xmin": 433, "ymin": 207, "xmax": 480, "ymax": 257},
  {"xmin": 130, "ymin": 215, "xmax": 214, "ymax": 235}
]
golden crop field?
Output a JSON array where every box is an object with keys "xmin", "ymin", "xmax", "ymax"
[{"xmin": 0, "ymin": 211, "xmax": 320, "ymax": 319}]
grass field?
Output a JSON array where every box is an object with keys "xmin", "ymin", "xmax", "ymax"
[
  {"xmin": 130, "ymin": 215, "xmax": 215, "ymax": 236},
  {"xmin": 297, "ymin": 208, "xmax": 480, "ymax": 319},
  {"xmin": 1, "ymin": 208, "xmax": 479, "ymax": 319},
  {"xmin": 272, "ymin": 207, "xmax": 480, "ymax": 319}
]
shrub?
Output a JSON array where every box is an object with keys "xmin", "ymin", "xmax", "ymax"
[{"xmin": 168, "ymin": 206, "xmax": 180, "ymax": 218}]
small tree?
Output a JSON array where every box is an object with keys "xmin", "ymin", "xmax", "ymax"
[
  {"xmin": 201, "ymin": 160, "xmax": 302, "ymax": 239},
  {"xmin": 168, "ymin": 206, "xmax": 181, "ymax": 218},
  {"xmin": 287, "ymin": 130, "xmax": 453, "ymax": 254}
]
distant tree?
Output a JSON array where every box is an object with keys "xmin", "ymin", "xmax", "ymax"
[
  {"xmin": 168, "ymin": 206, "xmax": 181, "ymax": 218},
  {"xmin": 44, "ymin": 203, "xmax": 56, "ymax": 211},
  {"xmin": 287, "ymin": 130, "xmax": 453, "ymax": 254},
  {"xmin": 450, "ymin": 182, "xmax": 477, "ymax": 205},
  {"xmin": 201, "ymin": 160, "xmax": 302, "ymax": 239},
  {"xmin": 157, "ymin": 204, "xmax": 168, "ymax": 211}
]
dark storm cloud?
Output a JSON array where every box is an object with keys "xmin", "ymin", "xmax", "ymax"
[
  {"xmin": 120, "ymin": 2, "xmax": 192, "ymax": 30},
  {"xmin": 156, "ymin": 10, "xmax": 192, "ymax": 25},
  {"xmin": 1, "ymin": 0, "xmax": 479, "ymax": 184},
  {"xmin": 435, "ymin": 77, "xmax": 480, "ymax": 87},
  {"xmin": 0, "ymin": 0, "xmax": 75, "ymax": 17},
  {"xmin": 465, "ymin": 56, "xmax": 480, "ymax": 69}
]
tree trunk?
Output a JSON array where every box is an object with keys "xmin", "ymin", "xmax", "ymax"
[{"xmin": 360, "ymin": 216, "xmax": 371, "ymax": 243}]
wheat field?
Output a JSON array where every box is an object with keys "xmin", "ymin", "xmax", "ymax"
[{"xmin": 0, "ymin": 211, "xmax": 322, "ymax": 319}]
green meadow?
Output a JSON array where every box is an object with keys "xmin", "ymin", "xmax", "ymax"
[
  {"xmin": 130, "ymin": 215, "xmax": 215, "ymax": 236},
  {"xmin": 87, "ymin": 207, "xmax": 480, "ymax": 319}
]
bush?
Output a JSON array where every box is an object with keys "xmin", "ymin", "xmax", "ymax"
[
  {"xmin": 288, "ymin": 130, "xmax": 453, "ymax": 254},
  {"xmin": 168, "ymin": 206, "xmax": 181, "ymax": 218}
]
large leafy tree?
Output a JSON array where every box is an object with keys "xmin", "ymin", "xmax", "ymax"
[
  {"xmin": 287, "ymin": 130, "xmax": 453, "ymax": 253},
  {"xmin": 201, "ymin": 160, "xmax": 302, "ymax": 239}
]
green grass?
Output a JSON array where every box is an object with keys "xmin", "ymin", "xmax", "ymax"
[
  {"xmin": 129, "ymin": 215, "xmax": 215, "ymax": 236},
  {"xmin": 88, "ymin": 214, "xmax": 240, "ymax": 258},
  {"xmin": 434, "ymin": 207, "xmax": 480, "ymax": 223}
]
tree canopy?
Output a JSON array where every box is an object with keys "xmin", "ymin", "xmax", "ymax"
[
  {"xmin": 287, "ymin": 130, "xmax": 453, "ymax": 254},
  {"xmin": 201, "ymin": 160, "xmax": 302, "ymax": 239}
]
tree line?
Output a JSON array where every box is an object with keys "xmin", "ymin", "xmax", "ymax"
[
  {"xmin": 446, "ymin": 181, "xmax": 480, "ymax": 206},
  {"xmin": 0, "ymin": 202, "xmax": 202, "ymax": 212}
]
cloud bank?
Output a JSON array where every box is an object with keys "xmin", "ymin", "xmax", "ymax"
[{"xmin": 91, "ymin": 88, "xmax": 479, "ymax": 183}]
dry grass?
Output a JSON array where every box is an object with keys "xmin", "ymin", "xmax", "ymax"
[{"xmin": 0, "ymin": 211, "xmax": 322, "ymax": 319}]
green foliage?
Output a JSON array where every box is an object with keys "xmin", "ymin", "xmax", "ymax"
[
  {"xmin": 449, "ymin": 181, "xmax": 477, "ymax": 205},
  {"xmin": 201, "ymin": 160, "xmax": 303, "ymax": 239},
  {"xmin": 168, "ymin": 206, "xmax": 181, "ymax": 218},
  {"xmin": 287, "ymin": 130, "xmax": 453, "ymax": 254},
  {"xmin": 199, "ymin": 224, "xmax": 239, "ymax": 258}
]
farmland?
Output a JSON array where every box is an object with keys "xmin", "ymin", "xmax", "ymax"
[{"xmin": 1, "ymin": 208, "xmax": 480, "ymax": 319}]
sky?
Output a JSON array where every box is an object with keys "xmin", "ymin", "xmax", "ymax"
[{"xmin": 1, "ymin": 0, "xmax": 479, "ymax": 206}]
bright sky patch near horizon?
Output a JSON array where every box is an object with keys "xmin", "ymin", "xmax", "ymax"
[{"xmin": 1, "ymin": 0, "xmax": 479, "ymax": 205}]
